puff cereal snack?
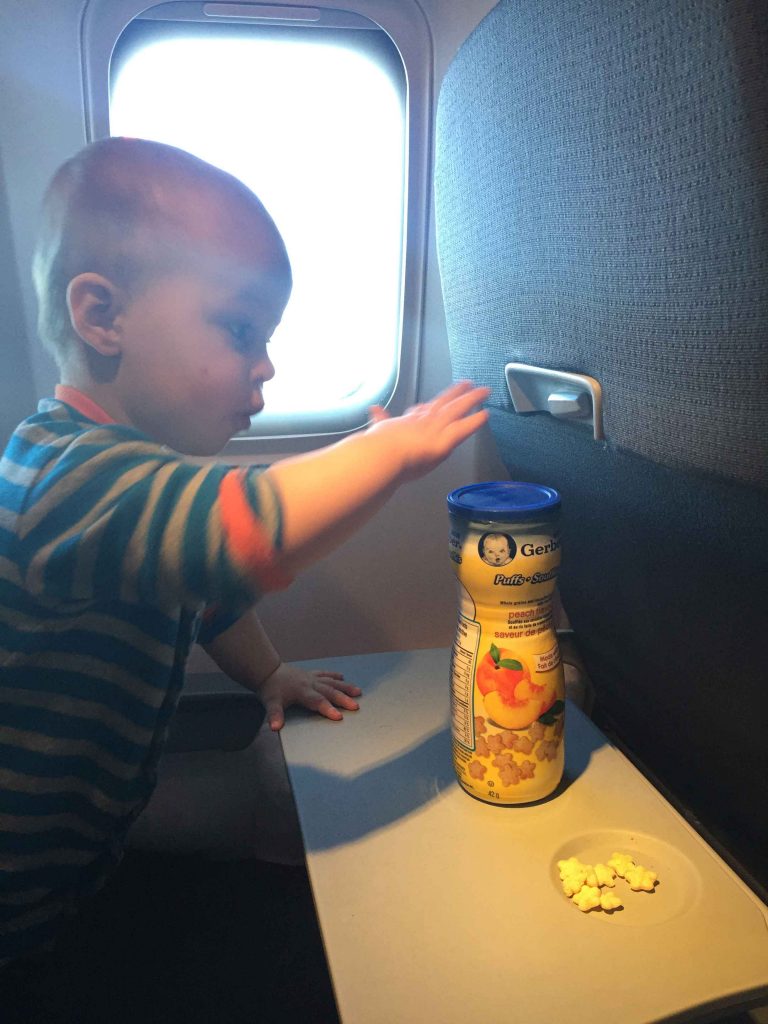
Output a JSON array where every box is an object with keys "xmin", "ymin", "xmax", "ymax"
[
  {"xmin": 625, "ymin": 865, "xmax": 659, "ymax": 892},
  {"xmin": 558, "ymin": 851, "xmax": 658, "ymax": 914},
  {"xmin": 572, "ymin": 885, "xmax": 603, "ymax": 913},
  {"xmin": 607, "ymin": 852, "xmax": 636, "ymax": 878}
]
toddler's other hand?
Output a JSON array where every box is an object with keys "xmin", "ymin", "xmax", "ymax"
[
  {"xmin": 257, "ymin": 663, "xmax": 362, "ymax": 731},
  {"xmin": 369, "ymin": 381, "xmax": 490, "ymax": 482}
]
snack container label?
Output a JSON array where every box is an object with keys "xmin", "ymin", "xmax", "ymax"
[{"xmin": 449, "ymin": 515, "xmax": 565, "ymax": 804}]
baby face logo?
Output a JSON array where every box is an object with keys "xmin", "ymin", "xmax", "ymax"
[{"xmin": 478, "ymin": 531, "xmax": 516, "ymax": 566}]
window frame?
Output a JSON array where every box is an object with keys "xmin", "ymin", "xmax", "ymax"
[{"xmin": 80, "ymin": 0, "xmax": 433, "ymax": 455}]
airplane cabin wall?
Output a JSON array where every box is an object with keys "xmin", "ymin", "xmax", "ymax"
[
  {"xmin": 0, "ymin": 0, "xmax": 506, "ymax": 664},
  {"xmin": 0, "ymin": 159, "xmax": 35, "ymax": 435}
]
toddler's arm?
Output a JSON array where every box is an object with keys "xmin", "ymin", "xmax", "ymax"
[
  {"xmin": 203, "ymin": 608, "xmax": 362, "ymax": 730},
  {"xmin": 266, "ymin": 380, "xmax": 489, "ymax": 574}
]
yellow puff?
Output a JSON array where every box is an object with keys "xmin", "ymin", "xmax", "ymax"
[
  {"xmin": 625, "ymin": 864, "xmax": 658, "ymax": 892},
  {"xmin": 600, "ymin": 891, "xmax": 622, "ymax": 911},
  {"xmin": 557, "ymin": 856, "xmax": 587, "ymax": 879},
  {"xmin": 594, "ymin": 863, "xmax": 616, "ymax": 887},
  {"xmin": 561, "ymin": 870, "xmax": 588, "ymax": 897},
  {"xmin": 572, "ymin": 885, "xmax": 602, "ymax": 912},
  {"xmin": 607, "ymin": 851, "xmax": 636, "ymax": 878},
  {"xmin": 558, "ymin": 857, "xmax": 591, "ymax": 896}
]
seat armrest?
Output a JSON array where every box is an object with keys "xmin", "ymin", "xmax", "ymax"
[{"xmin": 165, "ymin": 672, "xmax": 265, "ymax": 753}]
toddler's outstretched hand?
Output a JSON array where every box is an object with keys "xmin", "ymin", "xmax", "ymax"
[
  {"xmin": 368, "ymin": 381, "xmax": 490, "ymax": 481},
  {"xmin": 266, "ymin": 379, "xmax": 490, "ymax": 573}
]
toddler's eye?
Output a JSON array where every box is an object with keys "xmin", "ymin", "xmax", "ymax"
[
  {"xmin": 218, "ymin": 317, "xmax": 258, "ymax": 353},
  {"xmin": 229, "ymin": 322, "xmax": 257, "ymax": 351}
]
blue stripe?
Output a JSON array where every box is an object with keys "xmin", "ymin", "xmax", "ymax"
[
  {"xmin": 0, "ymin": 744, "xmax": 151, "ymax": 805},
  {"xmin": 0, "ymin": 441, "xmax": 58, "ymax": 471},
  {"xmin": 0, "ymin": 477, "xmax": 29, "ymax": 513},
  {"xmin": 7, "ymin": 418, "xmax": 81, "ymax": 454},
  {"xmin": 0, "ymin": 851, "xmax": 114, "ymax": 896},
  {"xmin": 182, "ymin": 468, "xmax": 223, "ymax": 600},
  {"xmin": 91, "ymin": 467, "xmax": 159, "ymax": 598},
  {"xmin": 113, "ymin": 599, "xmax": 179, "ymax": 646},
  {"xmin": 137, "ymin": 461, "xmax": 195, "ymax": 602},
  {"xmin": 0, "ymin": 704, "xmax": 150, "ymax": 766},
  {"xmin": 245, "ymin": 469, "xmax": 283, "ymax": 548},
  {"xmin": 28, "ymin": 442, "xmax": 166, "ymax": 502},
  {"xmin": 43, "ymin": 533, "xmax": 77, "ymax": 599},
  {"xmin": 18, "ymin": 445, "xmax": 162, "ymax": 546},
  {"xmin": 0, "ymin": 523, "xmax": 16, "ymax": 549},
  {"xmin": 21, "ymin": 470, "xmax": 134, "ymax": 556},
  {"xmin": 0, "ymin": 828, "xmax": 103, "ymax": 857},
  {"xmin": 0, "ymin": 667, "xmax": 164, "ymax": 731},
  {"xmin": 0, "ymin": 576, "xmax": 179, "ymax": 643},
  {"xmin": 1, "ymin": 436, "xmax": 57, "ymax": 471},
  {"xmin": 0, "ymin": 789, "xmax": 121, "ymax": 833},
  {"xmin": 0, "ymin": 620, "xmax": 172, "ymax": 687}
]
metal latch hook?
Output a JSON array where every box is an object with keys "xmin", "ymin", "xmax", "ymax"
[{"xmin": 505, "ymin": 363, "xmax": 604, "ymax": 441}]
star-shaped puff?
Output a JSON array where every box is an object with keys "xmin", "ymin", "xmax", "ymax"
[
  {"xmin": 624, "ymin": 864, "xmax": 658, "ymax": 892},
  {"xmin": 593, "ymin": 863, "xmax": 617, "ymax": 887},
  {"xmin": 557, "ymin": 857, "xmax": 589, "ymax": 897},
  {"xmin": 600, "ymin": 891, "xmax": 623, "ymax": 911},
  {"xmin": 572, "ymin": 885, "xmax": 602, "ymax": 912},
  {"xmin": 607, "ymin": 852, "xmax": 636, "ymax": 878}
]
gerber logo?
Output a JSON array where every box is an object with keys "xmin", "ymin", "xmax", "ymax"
[{"xmin": 520, "ymin": 537, "xmax": 560, "ymax": 557}]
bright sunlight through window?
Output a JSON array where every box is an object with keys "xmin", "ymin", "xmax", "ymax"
[{"xmin": 110, "ymin": 30, "xmax": 406, "ymax": 431}]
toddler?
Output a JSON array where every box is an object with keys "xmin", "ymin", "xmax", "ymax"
[{"xmin": 0, "ymin": 137, "xmax": 489, "ymax": 966}]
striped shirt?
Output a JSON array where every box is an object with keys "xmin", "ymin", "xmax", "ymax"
[{"xmin": 0, "ymin": 388, "xmax": 289, "ymax": 963}]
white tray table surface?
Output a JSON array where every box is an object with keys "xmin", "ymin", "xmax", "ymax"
[{"xmin": 280, "ymin": 648, "xmax": 768, "ymax": 1024}]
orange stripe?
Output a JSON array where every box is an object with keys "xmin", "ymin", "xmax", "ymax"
[
  {"xmin": 54, "ymin": 386, "xmax": 117, "ymax": 425},
  {"xmin": 219, "ymin": 470, "xmax": 292, "ymax": 593}
]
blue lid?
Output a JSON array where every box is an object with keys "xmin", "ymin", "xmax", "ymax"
[{"xmin": 447, "ymin": 481, "xmax": 560, "ymax": 521}]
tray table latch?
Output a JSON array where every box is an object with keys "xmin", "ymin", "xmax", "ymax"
[{"xmin": 505, "ymin": 363, "xmax": 604, "ymax": 441}]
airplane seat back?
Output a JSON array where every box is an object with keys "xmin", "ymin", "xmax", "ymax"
[{"xmin": 434, "ymin": 0, "xmax": 768, "ymax": 887}]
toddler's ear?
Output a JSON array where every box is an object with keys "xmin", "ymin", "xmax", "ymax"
[{"xmin": 66, "ymin": 273, "xmax": 125, "ymax": 356}]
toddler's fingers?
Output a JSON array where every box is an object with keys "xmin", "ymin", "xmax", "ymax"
[
  {"xmin": 336, "ymin": 681, "xmax": 363, "ymax": 697},
  {"xmin": 304, "ymin": 692, "xmax": 344, "ymax": 721},
  {"xmin": 368, "ymin": 405, "xmax": 390, "ymax": 425},
  {"xmin": 312, "ymin": 671, "xmax": 362, "ymax": 697},
  {"xmin": 429, "ymin": 379, "xmax": 479, "ymax": 409},
  {"xmin": 443, "ymin": 408, "xmax": 490, "ymax": 448},
  {"xmin": 441, "ymin": 384, "xmax": 491, "ymax": 420},
  {"xmin": 316, "ymin": 682, "xmax": 360, "ymax": 711},
  {"xmin": 265, "ymin": 700, "xmax": 286, "ymax": 732},
  {"xmin": 313, "ymin": 673, "xmax": 362, "ymax": 697}
]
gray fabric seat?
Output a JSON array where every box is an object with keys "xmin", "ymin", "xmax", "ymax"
[{"xmin": 435, "ymin": 0, "xmax": 768, "ymax": 888}]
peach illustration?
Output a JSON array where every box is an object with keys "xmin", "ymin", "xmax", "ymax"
[{"xmin": 476, "ymin": 644, "xmax": 555, "ymax": 730}]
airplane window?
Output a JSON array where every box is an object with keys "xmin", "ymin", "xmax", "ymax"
[{"xmin": 108, "ymin": 17, "xmax": 408, "ymax": 441}]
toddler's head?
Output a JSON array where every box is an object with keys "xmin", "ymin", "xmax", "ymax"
[{"xmin": 33, "ymin": 137, "xmax": 292, "ymax": 454}]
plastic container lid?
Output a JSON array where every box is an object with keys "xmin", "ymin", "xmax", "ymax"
[{"xmin": 447, "ymin": 481, "xmax": 561, "ymax": 522}]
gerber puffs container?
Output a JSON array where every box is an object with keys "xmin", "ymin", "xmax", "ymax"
[{"xmin": 447, "ymin": 482, "xmax": 565, "ymax": 804}]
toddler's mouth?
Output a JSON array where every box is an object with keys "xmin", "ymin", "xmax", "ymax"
[
  {"xmin": 234, "ymin": 411, "xmax": 256, "ymax": 431},
  {"xmin": 238, "ymin": 400, "xmax": 264, "ymax": 421}
]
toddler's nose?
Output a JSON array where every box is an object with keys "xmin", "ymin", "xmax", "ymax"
[{"xmin": 252, "ymin": 351, "xmax": 275, "ymax": 384}]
